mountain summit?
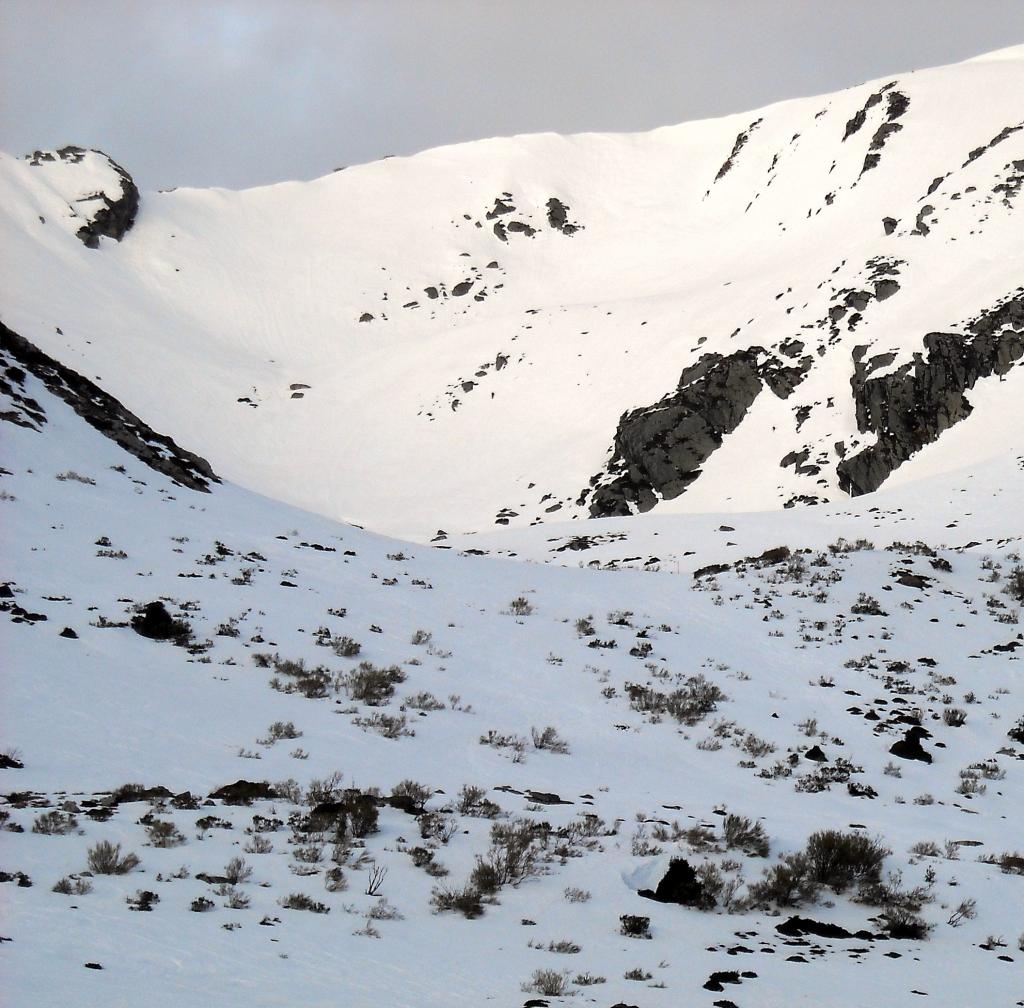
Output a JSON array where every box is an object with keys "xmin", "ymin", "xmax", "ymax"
[{"xmin": 2, "ymin": 47, "xmax": 1022, "ymax": 539}]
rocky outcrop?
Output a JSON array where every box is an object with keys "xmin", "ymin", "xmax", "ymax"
[
  {"xmin": 545, "ymin": 197, "xmax": 582, "ymax": 235},
  {"xmin": 26, "ymin": 147, "xmax": 139, "ymax": 248},
  {"xmin": 842, "ymin": 83, "xmax": 895, "ymax": 141},
  {"xmin": 860, "ymin": 90, "xmax": 910, "ymax": 176},
  {"xmin": 714, "ymin": 118, "xmax": 763, "ymax": 181},
  {"xmin": 962, "ymin": 121, "xmax": 1024, "ymax": 168},
  {"xmin": 837, "ymin": 293, "xmax": 1024, "ymax": 496},
  {"xmin": 586, "ymin": 347, "xmax": 811, "ymax": 517},
  {"xmin": 1, "ymin": 322, "xmax": 219, "ymax": 492}
]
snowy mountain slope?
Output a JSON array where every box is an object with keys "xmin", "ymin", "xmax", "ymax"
[
  {"xmin": 3, "ymin": 288, "xmax": 1024, "ymax": 1007},
  {"xmin": 1, "ymin": 47, "xmax": 1022, "ymax": 539}
]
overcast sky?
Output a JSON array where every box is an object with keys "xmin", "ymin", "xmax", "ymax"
[{"xmin": 2, "ymin": 1, "xmax": 1022, "ymax": 191}]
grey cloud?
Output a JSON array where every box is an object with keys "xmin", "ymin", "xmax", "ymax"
[{"xmin": 2, "ymin": 0, "xmax": 1022, "ymax": 190}]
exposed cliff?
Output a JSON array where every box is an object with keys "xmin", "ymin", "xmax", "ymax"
[
  {"xmin": 1, "ymin": 322, "xmax": 218, "ymax": 492},
  {"xmin": 837, "ymin": 293, "xmax": 1024, "ymax": 495}
]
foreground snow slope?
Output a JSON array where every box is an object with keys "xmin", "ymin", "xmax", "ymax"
[
  {"xmin": 1, "ymin": 48, "xmax": 1022, "ymax": 539},
  {"xmin": 3, "ymin": 314, "xmax": 1023, "ymax": 1007}
]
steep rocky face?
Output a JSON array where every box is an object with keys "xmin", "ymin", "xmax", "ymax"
[
  {"xmin": 25, "ymin": 146, "xmax": 139, "ymax": 247},
  {"xmin": 0, "ymin": 323, "xmax": 218, "ymax": 492},
  {"xmin": 837, "ymin": 293, "xmax": 1024, "ymax": 495},
  {"xmin": 586, "ymin": 348, "xmax": 807, "ymax": 517}
]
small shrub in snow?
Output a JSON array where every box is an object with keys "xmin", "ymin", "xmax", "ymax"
[
  {"xmin": 455, "ymin": 784, "xmax": 487, "ymax": 814},
  {"xmin": 942, "ymin": 707, "xmax": 967, "ymax": 727},
  {"xmin": 947, "ymin": 898, "xmax": 977, "ymax": 926},
  {"xmin": 190, "ymin": 896, "xmax": 215, "ymax": 912},
  {"xmin": 352, "ymin": 712, "xmax": 413, "ymax": 738},
  {"xmin": 216, "ymin": 884, "xmax": 250, "ymax": 909},
  {"xmin": 620, "ymin": 914, "xmax": 651, "ymax": 938},
  {"xmin": 1004, "ymin": 566, "xmax": 1024, "ymax": 602},
  {"xmin": 624, "ymin": 967, "xmax": 652, "ymax": 981},
  {"xmin": 364, "ymin": 864, "xmax": 388, "ymax": 896},
  {"xmin": 390, "ymin": 779, "xmax": 432, "ymax": 811},
  {"xmin": 274, "ymin": 778, "xmax": 303, "ymax": 804},
  {"xmin": 546, "ymin": 939, "xmax": 581, "ymax": 954},
  {"xmin": 126, "ymin": 890, "xmax": 160, "ymax": 911},
  {"xmin": 851, "ymin": 593, "xmax": 886, "ymax": 616},
  {"xmin": 347, "ymin": 662, "xmax": 406, "ymax": 705},
  {"xmin": 523, "ymin": 969, "xmax": 568, "ymax": 996},
  {"xmin": 1007, "ymin": 715, "xmax": 1024, "ymax": 744},
  {"xmin": 722, "ymin": 814, "xmax": 770, "ymax": 857},
  {"xmin": 626, "ymin": 675, "xmax": 726, "ymax": 725},
  {"xmin": 472, "ymin": 819, "xmax": 546, "ymax": 892},
  {"xmin": 419, "ymin": 811, "xmax": 458, "ymax": 842},
  {"xmin": 146, "ymin": 819, "xmax": 186, "ymax": 848},
  {"xmin": 404, "ymin": 690, "xmax": 445, "ymax": 710},
  {"xmin": 366, "ymin": 896, "xmax": 402, "ymax": 920},
  {"xmin": 956, "ymin": 772, "xmax": 986, "ymax": 796},
  {"xmin": 880, "ymin": 907, "xmax": 933, "ymax": 939},
  {"xmin": 564, "ymin": 886, "xmax": 591, "ymax": 902},
  {"xmin": 325, "ymin": 867, "xmax": 348, "ymax": 892},
  {"xmin": 507, "ymin": 597, "xmax": 534, "ymax": 616},
  {"xmin": 264, "ymin": 655, "xmax": 332, "ymax": 699},
  {"xmin": 32, "ymin": 810, "xmax": 78, "ymax": 835},
  {"xmin": 87, "ymin": 841, "xmax": 140, "ymax": 875},
  {"xmin": 430, "ymin": 882, "xmax": 484, "ymax": 918},
  {"xmin": 304, "ymin": 771, "xmax": 344, "ymax": 806},
  {"xmin": 828, "ymin": 537, "xmax": 873, "ymax": 554},
  {"xmin": 531, "ymin": 725, "xmax": 570, "ymax": 754},
  {"xmin": 479, "ymin": 729, "xmax": 528, "ymax": 761},
  {"xmin": 332, "ymin": 636, "xmax": 361, "ymax": 658},
  {"xmin": 805, "ymin": 830, "xmax": 888, "ymax": 892},
  {"xmin": 52, "ymin": 876, "xmax": 93, "ymax": 895},
  {"xmin": 738, "ymin": 732, "xmax": 776, "ymax": 759},
  {"xmin": 245, "ymin": 835, "xmax": 273, "ymax": 854},
  {"xmin": 748, "ymin": 852, "xmax": 820, "ymax": 907},
  {"xmin": 223, "ymin": 856, "xmax": 253, "ymax": 884},
  {"xmin": 279, "ymin": 893, "xmax": 330, "ymax": 913},
  {"xmin": 262, "ymin": 721, "xmax": 302, "ymax": 742},
  {"xmin": 978, "ymin": 851, "xmax": 1024, "ymax": 875}
]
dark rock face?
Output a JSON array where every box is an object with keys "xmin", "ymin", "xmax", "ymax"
[
  {"xmin": 889, "ymin": 726, "xmax": 933, "ymax": 763},
  {"xmin": 586, "ymin": 347, "xmax": 811, "ymax": 517},
  {"xmin": 843, "ymin": 86, "xmax": 892, "ymax": 141},
  {"xmin": 837, "ymin": 293, "xmax": 1024, "ymax": 496},
  {"xmin": 545, "ymin": 197, "xmax": 582, "ymax": 235},
  {"xmin": 702, "ymin": 971, "xmax": 741, "ymax": 992},
  {"xmin": 776, "ymin": 916, "xmax": 878, "ymax": 940},
  {"xmin": 962, "ymin": 121, "xmax": 1024, "ymax": 169},
  {"xmin": 588, "ymin": 350, "xmax": 762, "ymax": 517},
  {"xmin": 638, "ymin": 857, "xmax": 705, "ymax": 906},
  {"xmin": 714, "ymin": 118, "xmax": 763, "ymax": 181},
  {"xmin": 1, "ymin": 323, "xmax": 219, "ymax": 492},
  {"xmin": 109, "ymin": 784, "xmax": 172, "ymax": 805},
  {"xmin": 860, "ymin": 91, "xmax": 910, "ymax": 176},
  {"xmin": 27, "ymin": 147, "xmax": 139, "ymax": 248},
  {"xmin": 209, "ymin": 780, "xmax": 277, "ymax": 805},
  {"xmin": 131, "ymin": 601, "xmax": 192, "ymax": 644}
]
